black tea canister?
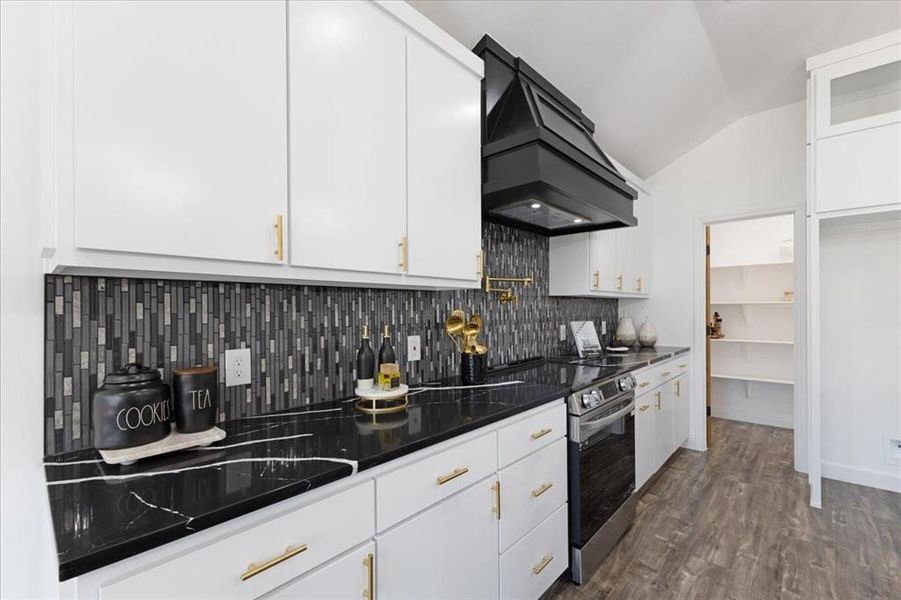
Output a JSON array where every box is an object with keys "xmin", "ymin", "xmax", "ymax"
[
  {"xmin": 92, "ymin": 363, "xmax": 172, "ymax": 450},
  {"xmin": 172, "ymin": 365, "xmax": 218, "ymax": 433}
]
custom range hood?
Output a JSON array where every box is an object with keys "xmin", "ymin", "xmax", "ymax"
[{"xmin": 474, "ymin": 35, "xmax": 637, "ymax": 236}]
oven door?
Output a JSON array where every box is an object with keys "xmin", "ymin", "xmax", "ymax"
[{"xmin": 574, "ymin": 395, "xmax": 635, "ymax": 548}]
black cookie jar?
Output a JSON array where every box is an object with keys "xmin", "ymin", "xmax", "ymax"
[{"xmin": 91, "ymin": 363, "xmax": 172, "ymax": 450}]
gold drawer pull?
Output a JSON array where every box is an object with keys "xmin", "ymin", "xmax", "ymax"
[
  {"xmin": 273, "ymin": 214, "xmax": 285, "ymax": 261},
  {"xmin": 532, "ymin": 554, "xmax": 553, "ymax": 575},
  {"xmin": 661, "ymin": 371, "xmax": 672, "ymax": 377},
  {"xmin": 639, "ymin": 404, "xmax": 650, "ymax": 412},
  {"xmin": 241, "ymin": 544, "xmax": 308, "ymax": 581},
  {"xmin": 678, "ymin": 363, "xmax": 687, "ymax": 368},
  {"xmin": 436, "ymin": 466, "xmax": 469, "ymax": 485},
  {"xmin": 531, "ymin": 482, "xmax": 553, "ymax": 498},
  {"xmin": 638, "ymin": 381, "xmax": 650, "ymax": 388},
  {"xmin": 593, "ymin": 271, "xmax": 600, "ymax": 289},
  {"xmin": 531, "ymin": 427, "xmax": 552, "ymax": 440},
  {"xmin": 655, "ymin": 391, "xmax": 662, "ymax": 410},
  {"xmin": 675, "ymin": 381, "xmax": 681, "ymax": 398},
  {"xmin": 362, "ymin": 553, "xmax": 374, "ymax": 599},
  {"xmin": 491, "ymin": 481, "xmax": 501, "ymax": 519}
]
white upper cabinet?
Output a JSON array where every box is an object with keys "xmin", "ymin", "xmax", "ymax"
[
  {"xmin": 406, "ymin": 34, "xmax": 482, "ymax": 281},
  {"xmin": 71, "ymin": 0, "xmax": 288, "ymax": 264},
  {"xmin": 288, "ymin": 0, "xmax": 407, "ymax": 275},
  {"xmin": 589, "ymin": 230, "xmax": 618, "ymax": 292}
]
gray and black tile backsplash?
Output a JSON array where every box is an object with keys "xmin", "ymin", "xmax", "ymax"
[{"xmin": 44, "ymin": 222, "xmax": 617, "ymax": 454}]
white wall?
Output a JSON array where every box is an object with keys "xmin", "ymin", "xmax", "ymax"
[
  {"xmin": 0, "ymin": 1, "xmax": 59, "ymax": 596},
  {"xmin": 820, "ymin": 219, "xmax": 901, "ymax": 492},
  {"xmin": 622, "ymin": 100, "xmax": 806, "ymax": 454}
]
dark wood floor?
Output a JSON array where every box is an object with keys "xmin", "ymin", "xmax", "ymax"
[{"xmin": 551, "ymin": 418, "xmax": 901, "ymax": 600}]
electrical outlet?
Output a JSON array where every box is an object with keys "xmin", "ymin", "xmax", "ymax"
[
  {"xmin": 407, "ymin": 335, "xmax": 421, "ymax": 362},
  {"xmin": 559, "ymin": 324, "xmax": 567, "ymax": 342},
  {"xmin": 225, "ymin": 348, "xmax": 251, "ymax": 387},
  {"xmin": 601, "ymin": 321, "xmax": 607, "ymax": 335}
]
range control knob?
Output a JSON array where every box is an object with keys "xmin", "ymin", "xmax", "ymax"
[{"xmin": 619, "ymin": 377, "xmax": 634, "ymax": 391}]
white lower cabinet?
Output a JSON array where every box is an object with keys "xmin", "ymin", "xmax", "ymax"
[
  {"xmin": 376, "ymin": 476, "xmax": 500, "ymax": 600},
  {"xmin": 262, "ymin": 542, "xmax": 375, "ymax": 600},
  {"xmin": 499, "ymin": 504, "xmax": 568, "ymax": 600},
  {"xmin": 673, "ymin": 374, "xmax": 690, "ymax": 449},
  {"xmin": 654, "ymin": 384, "xmax": 676, "ymax": 471},
  {"xmin": 634, "ymin": 396, "xmax": 657, "ymax": 491}
]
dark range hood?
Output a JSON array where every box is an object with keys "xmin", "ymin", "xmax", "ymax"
[{"xmin": 474, "ymin": 35, "xmax": 637, "ymax": 236}]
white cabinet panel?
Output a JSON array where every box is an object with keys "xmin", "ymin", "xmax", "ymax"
[
  {"xmin": 72, "ymin": 0, "xmax": 287, "ymax": 263},
  {"xmin": 407, "ymin": 34, "xmax": 481, "ymax": 281},
  {"xmin": 288, "ymin": 0, "xmax": 407, "ymax": 274},
  {"xmin": 815, "ymin": 123, "xmax": 901, "ymax": 213},
  {"xmin": 654, "ymin": 385, "xmax": 675, "ymax": 471},
  {"xmin": 496, "ymin": 402, "xmax": 566, "ymax": 468},
  {"xmin": 377, "ymin": 476, "xmax": 499, "ymax": 600},
  {"xmin": 589, "ymin": 231, "xmax": 617, "ymax": 292},
  {"xmin": 673, "ymin": 374, "xmax": 690, "ymax": 449},
  {"xmin": 262, "ymin": 542, "xmax": 374, "ymax": 600},
  {"xmin": 614, "ymin": 226, "xmax": 636, "ymax": 294},
  {"xmin": 499, "ymin": 504, "xmax": 568, "ymax": 600},
  {"xmin": 634, "ymin": 394, "xmax": 657, "ymax": 491}
]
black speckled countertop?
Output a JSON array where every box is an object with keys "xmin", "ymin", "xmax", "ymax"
[{"xmin": 44, "ymin": 345, "xmax": 688, "ymax": 580}]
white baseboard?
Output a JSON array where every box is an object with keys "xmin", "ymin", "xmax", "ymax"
[
  {"xmin": 822, "ymin": 461, "xmax": 901, "ymax": 494},
  {"xmin": 711, "ymin": 407, "xmax": 793, "ymax": 430},
  {"xmin": 680, "ymin": 436, "xmax": 706, "ymax": 452}
]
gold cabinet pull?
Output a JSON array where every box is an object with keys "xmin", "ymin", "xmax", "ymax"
[
  {"xmin": 675, "ymin": 380, "xmax": 681, "ymax": 398},
  {"xmin": 617, "ymin": 274, "xmax": 623, "ymax": 290},
  {"xmin": 398, "ymin": 236, "xmax": 408, "ymax": 272},
  {"xmin": 531, "ymin": 482, "xmax": 553, "ymax": 498},
  {"xmin": 532, "ymin": 554, "xmax": 553, "ymax": 575},
  {"xmin": 635, "ymin": 276, "xmax": 643, "ymax": 292},
  {"xmin": 491, "ymin": 481, "xmax": 501, "ymax": 519},
  {"xmin": 273, "ymin": 214, "xmax": 284, "ymax": 261},
  {"xmin": 530, "ymin": 427, "xmax": 552, "ymax": 440},
  {"xmin": 661, "ymin": 371, "xmax": 672, "ymax": 377},
  {"xmin": 477, "ymin": 251, "xmax": 483, "ymax": 278},
  {"xmin": 678, "ymin": 363, "xmax": 687, "ymax": 368},
  {"xmin": 436, "ymin": 466, "xmax": 469, "ymax": 485},
  {"xmin": 362, "ymin": 553, "xmax": 374, "ymax": 599},
  {"xmin": 593, "ymin": 271, "xmax": 600, "ymax": 289},
  {"xmin": 655, "ymin": 391, "xmax": 662, "ymax": 410},
  {"xmin": 638, "ymin": 381, "xmax": 650, "ymax": 388},
  {"xmin": 241, "ymin": 544, "xmax": 307, "ymax": 581},
  {"xmin": 639, "ymin": 404, "xmax": 650, "ymax": 412}
]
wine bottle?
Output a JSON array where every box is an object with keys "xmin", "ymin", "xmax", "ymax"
[
  {"xmin": 356, "ymin": 325, "xmax": 375, "ymax": 389},
  {"xmin": 378, "ymin": 325, "xmax": 396, "ymax": 367}
]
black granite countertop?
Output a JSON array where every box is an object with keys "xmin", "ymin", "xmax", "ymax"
[{"xmin": 44, "ymin": 345, "xmax": 689, "ymax": 580}]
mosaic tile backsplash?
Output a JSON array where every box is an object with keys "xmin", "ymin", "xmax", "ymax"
[{"xmin": 44, "ymin": 222, "xmax": 618, "ymax": 454}]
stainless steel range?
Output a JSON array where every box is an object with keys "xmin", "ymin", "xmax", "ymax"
[{"xmin": 566, "ymin": 370, "xmax": 637, "ymax": 584}]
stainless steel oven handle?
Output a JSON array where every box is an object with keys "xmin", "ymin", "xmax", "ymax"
[{"xmin": 579, "ymin": 399, "xmax": 635, "ymax": 438}]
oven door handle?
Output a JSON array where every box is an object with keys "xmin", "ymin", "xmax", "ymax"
[{"xmin": 579, "ymin": 399, "xmax": 635, "ymax": 440}]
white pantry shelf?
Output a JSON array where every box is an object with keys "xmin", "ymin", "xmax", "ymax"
[
  {"xmin": 711, "ymin": 260, "xmax": 793, "ymax": 269},
  {"xmin": 711, "ymin": 373, "xmax": 794, "ymax": 385},
  {"xmin": 710, "ymin": 338, "xmax": 794, "ymax": 345},
  {"xmin": 711, "ymin": 300, "xmax": 793, "ymax": 305}
]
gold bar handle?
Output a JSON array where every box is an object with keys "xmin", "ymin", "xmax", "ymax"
[
  {"xmin": 273, "ymin": 214, "xmax": 284, "ymax": 261},
  {"xmin": 436, "ymin": 466, "xmax": 469, "ymax": 485},
  {"xmin": 531, "ymin": 482, "xmax": 553, "ymax": 498},
  {"xmin": 532, "ymin": 555, "xmax": 553, "ymax": 575},
  {"xmin": 477, "ymin": 251, "xmax": 483, "ymax": 278},
  {"xmin": 491, "ymin": 481, "xmax": 501, "ymax": 519},
  {"xmin": 617, "ymin": 274, "xmax": 623, "ymax": 290},
  {"xmin": 661, "ymin": 371, "xmax": 672, "ymax": 377},
  {"xmin": 655, "ymin": 391, "xmax": 662, "ymax": 410},
  {"xmin": 675, "ymin": 381, "xmax": 681, "ymax": 398},
  {"xmin": 593, "ymin": 271, "xmax": 600, "ymax": 289},
  {"xmin": 635, "ymin": 276, "xmax": 643, "ymax": 292},
  {"xmin": 241, "ymin": 544, "xmax": 307, "ymax": 581},
  {"xmin": 638, "ymin": 381, "xmax": 650, "ymax": 388},
  {"xmin": 678, "ymin": 363, "xmax": 687, "ymax": 368},
  {"xmin": 530, "ymin": 427, "xmax": 552, "ymax": 440},
  {"xmin": 398, "ymin": 236, "xmax": 408, "ymax": 272},
  {"xmin": 362, "ymin": 553, "xmax": 374, "ymax": 599},
  {"xmin": 639, "ymin": 404, "xmax": 650, "ymax": 412}
]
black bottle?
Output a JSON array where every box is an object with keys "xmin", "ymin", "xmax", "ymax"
[
  {"xmin": 356, "ymin": 326, "xmax": 375, "ymax": 389},
  {"xmin": 378, "ymin": 325, "xmax": 396, "ymax": 367}
]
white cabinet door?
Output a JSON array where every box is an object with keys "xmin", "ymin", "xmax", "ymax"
[
  {"xmin": 499, "ymin": 504, "xmax": 568, "ymax": 600},
  {"xmin": 262, "ymin": 542, "xmax": 375, "ymax": 600},
  {"xmin": 673, "ymin": 374, "xmax": 690, "ymax": 450},
  {"xmin": 72, "ymin": 0, "xmax": 288, "ymax": 263},
  {"xmin": 378, "ymin": 477, "xmax": 499, "ymax": 600},
  {"xmin": 634, "ymin": 393, "xmax": 657, "ymax": 490},
  {"xmin": 654, "ymin": 385, "xmax": 675, "ymax": 471},
  {"xmin": 406, "ymin": 35, "xmax": 481, "ymax": 281},
  {"xmin": 589, "ymin": 231, "xmax": 617, "ymax": 292},
  {"xmin": 288, "ymin": 0, "xmax": 407, "ymax": 274},
  {"xmin": 632, "ymin": 192, "xmax": 650, "ymax": 294},
  {"xmin": 614, "ymin": 226, "xmax": 636, "ymax": 294}
]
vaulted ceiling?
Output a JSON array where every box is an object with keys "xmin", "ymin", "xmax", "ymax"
[{"xmin": 409, "ymin": 0, "xmax": 901, "ymax": 178}]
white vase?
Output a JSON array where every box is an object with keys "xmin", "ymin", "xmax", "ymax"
[
  {"xmin": 615, "ymin": 317, "xmax": 636, "ymax": 346},
  {"xmin": 638, "ymin": 317, "xmax": 657, "ymax": 348}
]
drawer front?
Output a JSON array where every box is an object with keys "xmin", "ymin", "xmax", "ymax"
[
  {"xmin": 101, "ymin": 481, "xmax": 374, "ymax": 600},
  {"xmin": 673, "ymin": 355, "xmax": 689, "ymax": 377},
  {"xmin": 498, "ymin": 437, "xmax": 567, "ymax": 552},
  {"xmin": 634, "ymin": 364, "xmax": 662, "ymax": 391},
  {"xmin": 500, "ymin": 503, "xmax": 568, "ymax": 600},
  {"xmin": 261, "ymin": 541, "xmax": 375, "ymax": 600},
  {"xmin": 497, "ymin": 402, "xmax": 566, "ymax": 467},
  {"xmin": 376, "ymin": 432, "xmax": 497, "ymax": 531}
]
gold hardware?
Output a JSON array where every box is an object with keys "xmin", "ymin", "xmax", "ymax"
[
  {"xmin": 241, "ymin": 544, "xmax": 308, "ymax": 581},
  {"xmin": 532, "ymin": 555, "xmax": 553, "ymax": 575},
  {"xmin": 362, "ymin": 553, "xmax": 374, "ymax": 599},
  {"xmin": 661, "ymin": 371, "xmax": 672, "ymax": 377},
  {"xmin": 638, "ymin": 382, "xmax": 650, "ymax": 388},
  {"xmin": 531, "ymin": 427, "xmax": 552, "ymax": 440},
  {"xmin": 636, "ymin": 276, "xmax": 643, "ymax": 292},
  {"xmin": 639, "ymin": 404, "xmax": 650, "ymax": 412},
  {"xmin": 675, "ymin": 380, "xmax": 681, "ymax": 398},
  {"xmin": 531, "ymin": 482, "xmax": 553, "ymax": 498},
  {"xmin": 483, "ymin": 274, "xmax": 533, "ymax": 304},
  {"xmin": 593, "ymin": 271, "xmax": 600, "ymax": 289},
  {"xmin": 678, "ymin": 363, "xmax": 687, "ymax": 368},
  {"xmin": 436, "ymin": 466, "xmax": 469, "ymax": 485},
  {"xmin": 655, "ymin": 391, "xmax": 661, "ymax": 410},
  {"xmin": 491, "ymin": 481, "xmax": 501, "ymax": 519},
  {"xmin": 398, "ymin": 236, "xmax": 408, "ymax": 272},
  {"xmin": 273, "ymin": 214, "xmax": 284, "ymax": 261},
  {"xmin": 617, "ymin": 274, "xmax": 623, "ymax": 291},
  {"xmin": 476, "ymin": 251, "xmax": 484, "ymax": 278}
]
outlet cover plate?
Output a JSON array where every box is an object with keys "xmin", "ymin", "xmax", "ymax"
[
  {"xmin": 559, "ymin": 325, "xmax": 567, "ymax": 342},
  {"xmin": 225, "ymin": 348, "xmax": 251, "ymax": 387},
  {"xmin": 407, "ymin": 335, "xmax": 421, "ymax": 362}
]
